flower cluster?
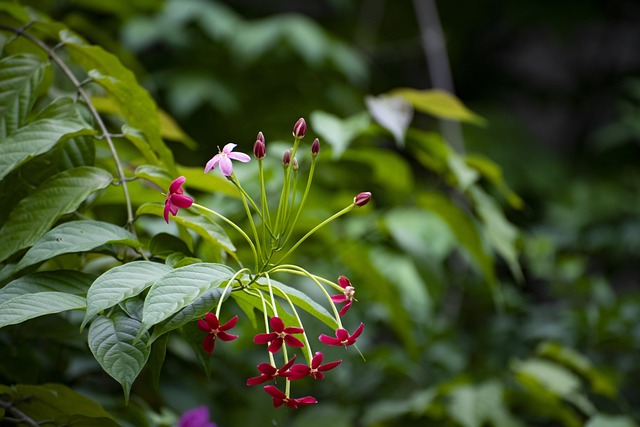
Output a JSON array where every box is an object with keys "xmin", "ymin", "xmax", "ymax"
[{"xmin": 162, "ymin": 118, "xmax": 370, "ymax": 409}]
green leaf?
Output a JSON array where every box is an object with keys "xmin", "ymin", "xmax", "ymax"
[
  {"xmin": 137, "ymin": 203, "xmax": 236, "ymax": 253},
  {"xmin": 390, "ymin": 88, "xmax": 486, "ymax": 125},
  {"xmin": 150, "ymin": 287, "xmax": 227, "ymax": 342},
  {"xmin": 149, "ymin": 232, "xmax": 193, "ymax": 258},
  {"xmin": 0, "ymin": 270, "xmax": 94, "ymax": 304},
  {"xmin": 466, "ymin": 153, "xmax": 524, "ymax": 209},
  {"xmin": 0, "ymin": 292, "xmax": 86, "ymax": 328},
  {"xmin": 417, "ymin": 191, "xmax": 495, "ymax": 284},
  {"xmin": 0, "ymin": 54, "xmax": 47, "ymax": 139},
  {"xmin": 0, "ymin": 98, "xmax": 94, "ymax": 181},
  {"xmin": 122, "ymin": 124, "xmax": 162, "ymax": 165},
  {"xmin": 310, "ymin": 110, "xmax": 371, "ymax": 158},
  {"xmin": 586, "ymin": 415, "xmax": 638, "ymax": 427},
  {"xmin": 385, "ymin": 208, "xmax": 456, "ymax": 261},
  {"xmin": 0, "ymin": 383, "xmax": 117, "ymax": 424},
  {"xmin": 448, "ymin": 382, "xmax": 523, "ymax": 427},
  {"xmin": 0, "ymin": 166, "xmax": 113, "ymax": 263},
  {"xmin": 62, "ymin": 31, "xmax": 175, "ymax": 171},
  {"xmin": 149, "ymin": 333, "xmax": 169, "ymax": 390},
  {"xmin": 140, "ymin": 263, "xmax": 236, "ymax": 334},
  {"xmin": 82, "ymin": 261, "xmax": 172, "ymax": 330},
  {"xmin": 469, "ymin": 186, "xmax": 523, "ymax": 282},
  {"xmin": 255, "ymin": 278, "xmax": 339, "ymax": 330},
  {"xmin": 15, "ymin": 220, "xmax": 140, "ymax": 272},
  {"xmin": 88, "ymin": 312, "xmax": 150, "ymax": 402}
]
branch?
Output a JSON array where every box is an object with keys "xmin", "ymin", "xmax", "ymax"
[
  {"xmin": 412, "ymin": 0, "xmax": 465, "ymax": 154},
  {"xmin": 0, "ymin": 399, "xmax": 41, "ymax": 427},
  {"xmin": 0, "ymin": 23, "xmax": 136, "ymax": 232}
]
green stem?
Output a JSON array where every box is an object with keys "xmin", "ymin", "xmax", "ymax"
[
  {"xmin": 192, "ymin": 203, "xmax": 258, "ymax": 270},
  {"xmin": 277, "ymin": 203, "xmax": 355, "ymax": 262},
  {"xmin": 282, "ymin": 156, "xmax": 317, "ymax": 247}
]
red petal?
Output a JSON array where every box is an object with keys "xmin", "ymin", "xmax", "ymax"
[
  {"xmin": 197, "ymin": 319, "xmax": 211, "ymax": 332},
  {"xmin": 338, "ymin": 301, "xmax": 352, "ymax": 317},
  {"xmin": 246, "ymin": 374, "xmax": 270, "ymax": 386},
  {"xmin": 268, "ymin": 338, "xmax": 284, "ymax": 353},
  {"xmin": 264, "ymin": 385, "xmax": 287, "ymax": 399},
  {"xmin": 335, "ymin": 328, "xmax": 349, "ymax": 341},
  {"xmin": 253, "ymin": 332, "xmax": 277, "ymax": 344},
  {"xmin": 169, "ymin": 176, "xmax": 186, "ymax": 194},
  {"xmin": 319, "ymin": 334, "xmax": 341, "ymax": 346},
  {"xmin": 311, "ymin": 352, "xmax": 324, "ymax": 369},
  {"xmin": 163, "ymin": 202, "xmax": 170, "ymax": 224},
  {"xmin": 283, "ymin": 326, "xmax": 304, "ymax": 335},
  {"xmin": 350, "ymin": 323, "xmax": 365, "ymax": 340},
  {"xmin": 331, "ymin": 295, "xmax": 347, "ymax": 303},
  {"xmin": 279, "ymin": 355, "xmax": 297, "ymax": 373},
  {"xmin": 220, "ymin": 315, "xmax": 238, "ymax": 331},
  {"xmin": 171, "ymin": 194, "xmax": 193, "ymax": 209},
  {"xmin": 270, "ymin": 316, "xmax": 284, "ymax": 332},
  {"xmin": 338, "ymin": 276, "xmax": 351, "ymax": 289},
  {"xmin": 202, "ymin": 335, "xmax": 215, "ymax": 354},
  {"xmin": 284, "ymin": 335, "xmax": 304, "ymax": 348},
  {"xmin": 204, "ymin": 313, "xmax": 220, "ymax": 329},
  {"xmin": 296, "ymin": 396, "xmax": 318, "ymax": 406},
  {"xmin": 318, "ymin": 360, "xmax": 342, "ymax": 371},
  {"xmin": 257, "ymin": 363, "xmax": 278, "ymax": 376},
  {"xmin": 216, "ymin": 331, "xmax": 238, "ymax": 341}
]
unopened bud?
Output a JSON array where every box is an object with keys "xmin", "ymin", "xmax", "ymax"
[
  {"xmin": 282, "ymin": 150, "xmax": 291, "ymax": 166},
  {"xmin": 293, "ymin": 118, "xmax": 306, "ymax": 139},
  {"xmin": 311, "ymin": 138, "xmax": 320, "ymax": 156},
  {"xmin": 253, "ymin": 139, "xmax": 266, "ymax": 159},
  {"xmin": 354, "ymin": 192, "xmax": 372, "ymax": 207},
  {"xmin": 292, "ymin": 157, "xmax": 299, "ymax": 170},
  {"xmin": 256, "ymin": 131, "xmax": 265, "ymax": 145}
]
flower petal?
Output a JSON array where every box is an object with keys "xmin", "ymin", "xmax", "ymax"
[
  {"xmin": 228, "ymin": 151, "xmax": 251, "ymax": 163},
  {"xmin": 264, "ymin": 385, "xmax": 286, "ymax": 399},
  {"xmin": 318, "ymin": 360, "xmax": 342, "ymax": 371},
  {"xmin": 169, "ymin": 176, "xmax": 186, "ymax": 194},
  {"xmin": 283, "ymin": 326, "xmax": 304, "ymax": 335},
  {"xmin": 253, "ymin": 332, "xmax": 277, "ymax": 344},
  {"xmin": 311, "ymin": 352, "xmax": 324, "ymax": 369},
  {"xmin": 171, "ymin": 194, "xmax": 193, "ymax": 209},
  {"xmin": 220, "ymin": 315, "xmax": 238, "ymax": 331},
  {"xmin": 338, "ymin": 301, "xmax": 352, "ymax": 317},
  {"xmin": 338, "ymin": 276, "xmax": 351, "ymax": 289},
  {"xmin": 351, "ymin": 323, "xmax": 365, "ymax": 340},
  {"xmin": 269, "ymin": 316, "xmax": 285, "ymax": 333},
  {"xmin": 331, "ymin": 295, "xmax": 347, "ymax": 303},
  {"xmin": 268, "ymin": 338, "xmax": 284, "ymax": 354},
  {"xmin": 222, "ymin": 143, "xmax": 237, "ymax": 154},
  {"xmin": 204, "ymin": 154, "xmax": 221, "ymax": 174},
  {"xmin": 163, "ymin": 201, "xmax": 171, "ymax": 224},
  {"xmin": 202, "ymin": 334, "xmax": 215, "ymax": 354},
  {"xmin": 319, "ymin": 334, "xmax": 342, "ymax": 346},
  {"xmin": 284, "ymin": 335, "xmax": 305, "ymax": 348},
  {"xmin": 246, "ymin": 374, "xmax": 270, "ymax": 386},
  {"xmin": 219, "ymin": 156, "xmax": 233, "ymax": 176},
  {"xmin": 216, "ymin": 331, "xmax": 238, "ymax": 341},
  {"xmin": 204, "ymin": 313, "xmax": 220, "ymax": 329},
  {"xmin": 197, "ymin": 319, "xmax": 211, "ymax": 332},
  {"xmin": 295, "ymin": 396, "xmax": 317, "ymax": 406}
]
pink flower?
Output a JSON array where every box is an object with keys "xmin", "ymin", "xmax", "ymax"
[
  {"xmin": 331, "ymin": 276, "xmax": 356, "ymax": 316},
  {"xmin": 204, "ymin": 143, "xmax": 251, "ymax": 176},
  {"xmin": 197, "ymin": 313, "xmax": 239, "ymax": 354},
  {"xmin": 178, "ymin": 406, "xmax": 216, "ymax": 427},
  {"xmin": 263, "ymin": 385, "xmax": 317, "ymax": 409},
  {"xmin": 319, "ymin": 323, "xmax": 364, "ymax": 347},
  {"xmin": 284, "ymin": 352, "xmax": 341, "ymax": 380},
  {"xmin": 253, "ymin": 316, "xmax": 305, "ymax": 354},
  {"xmin": 311, "ymin": 138, "xmax": 320, "ymax": 156},
  {"xmin": 164, "ymin": 176, "xmax": 194, "ymax": 223},
  {"xmin": 354, "ymin": 191, "xmax": 372, "ymax": 207},
  {"xmin": 246, "ymin": 355, "xmax": 297, "ymax": 386}
]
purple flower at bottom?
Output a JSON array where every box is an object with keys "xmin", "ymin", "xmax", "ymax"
[{"xmin": 178, "ymin": 406, "xmax": 216, "ymax": 427}]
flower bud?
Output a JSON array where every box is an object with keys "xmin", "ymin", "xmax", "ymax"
[
  {"xmin": 253, "ymin": 139, "xmax": 266, "ymax": 159},
  {"xmin": 311, "ymin": 138, "xmax": 320, "ymax": 156},
  {"xmin": 282, "ymin": 150, "xmax": 291, "ymax": 166},
  {"xmin": 293, "ymin": 118, "xmax": 306, "ymax": 139},
  {"xmin": 353, "ymin": 191, "xmax": 372, "ymax": 207},
  {"xmin": 292, "ymin": 157, "xmax": 299, "ymax": 170},
  {"xmin": 256, "ymin": 131, "xmax": 265, "ymax": 145}
]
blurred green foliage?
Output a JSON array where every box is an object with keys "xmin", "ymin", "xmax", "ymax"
[{"xmin": 1, "ymin": 0, "xmax": 640, "ymax": 426}]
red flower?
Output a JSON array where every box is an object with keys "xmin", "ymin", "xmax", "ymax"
[
  {"xmin": 164, "ymin": 176, "xmax": 194, "ymax": 223},
  {"xmin": 319, "ymin": 323, "xmax": 364, "ymax": 347},
  {"xmin": 197, "ymin": 313, "xmax": 239, "ymax": 354},
  {"xmin": 246, "ymin": 355, "xmax": 297, "ymax": 386},
  {"xmin": 331, "ymin": 276, "xmax": 356, "ymax": 316},
  {"xmin": 263, "ymin": 385, "xmax": 317, "ymax": 409},
  {"xmin": 284, "ymin": 352, "xmax": 342, "ymax": 380},
  {"xmin": 253, "ymin": 316, "xmax": 305, "ymax": 354}
]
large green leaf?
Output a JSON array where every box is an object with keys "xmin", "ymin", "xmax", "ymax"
[
  {"xmin": 0, "ymin": 166, "xmax": 113, "ymax": 263},
  {"xmin": 0, "ymin": 270, "xmax": 94, "ymax": 305},
  {"xmin": 140, "ymin": 262, "xmax": 236, "ymax": 333},
  {"xmin": 136, "ymin": 203, "xmax": 236, "ymax": 253},
  {"xmin": 0, "ymin": 292, "xmax": 86, "ymax": 328},
  {"xmin": 0, "ymin": 383, "xmax": 118, "ymax": 425},
  {"xmin": 0, "ymin": 54, "xmax": 47, "ymax": 139},
  {"xmin": 390, "ymin": 88, "xmax": 486, "ymax": 125},
  {"xmin": 0, "ymin": 99, "xmax": 94, "ymax": 181},
  {"xmin": 62, "ymin": 30, "xmax": 175, "ymax": 171},
  {"xmin": 82, "ymin": 261, "xmax": 173, "ymax": 330},
  {"xmin": 310, "ymin": 110, "xmax": 371, "ymax": 158},
  {"xmin": 15, "ymin": 220, "xmax": 140, "ymax": 272},
  {"xmin": 88, "ymin": 312, "xmax": 150, "ymax": 402},
  {"xmin": 149, "ymin": 287, "xmax": 227, "ymax": 342}
]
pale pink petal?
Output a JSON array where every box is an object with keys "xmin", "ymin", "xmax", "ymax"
[
  {"xmin": 222, "ymin": 143, "xmax": 237, "ymax": 154},
  {"xmin": 228, "ymin": 151, "xmax": 251, "ymax": 163},
  {"xmin": 204, "ymin": 154, "xmax": 221, "ymax": 173},
  {"xmin": 219, "ymin": 156, "xmax": 233, "ymax": 176}
]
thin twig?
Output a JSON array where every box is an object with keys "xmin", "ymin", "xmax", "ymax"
[
  {"xmin": 0, "ymin": 399, "xmax": 41, "ymax": 427},
  {"xmin": 0, "ymin": 23, "xmax": 136, "ymax": 232}
]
